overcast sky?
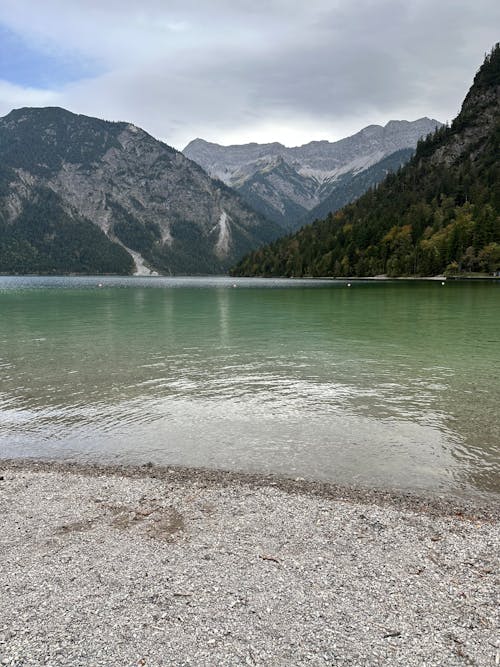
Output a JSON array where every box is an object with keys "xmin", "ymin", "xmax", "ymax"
[{"xmin": 0, "ymin": 0, "xmax": 498, "ymax": 149}]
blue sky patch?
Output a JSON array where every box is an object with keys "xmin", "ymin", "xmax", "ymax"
[{"xmin": 0, "ymin": 23, "xmax": 99, "ymax": 88}]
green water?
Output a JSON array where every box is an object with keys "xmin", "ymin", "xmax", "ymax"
[{"xmin": 0, "ymin": 276, "xmax": 499, "ymax": 496}]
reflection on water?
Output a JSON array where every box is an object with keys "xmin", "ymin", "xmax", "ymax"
[{"xmin": 0, "ymin": 276, "xmax": 499, "ymax": 497}]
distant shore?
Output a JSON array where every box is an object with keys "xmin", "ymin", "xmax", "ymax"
[
  {"xmin": 1, "ymin": 272, "xmax": 499, "ymax": 280},
  {"xmin": 309, "ymin": 274, "xmax": 500, "ymax": 281},
  {"xmin": 1, "ymin": 459, "xmax": 498, "ymax": 666}
]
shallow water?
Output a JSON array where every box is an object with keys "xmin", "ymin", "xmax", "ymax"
[{"xmin": 0, "ymin": 276, "xmax": 499, "ymax": 496}]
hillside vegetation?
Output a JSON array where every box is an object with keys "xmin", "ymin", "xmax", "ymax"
[
  {"xmin": 232, "ymin": 45, "xmax": 500, "ymax": 278},
  {"xmin": 0, "ymin": 107, "xmax": 279, "ymax": 275}
]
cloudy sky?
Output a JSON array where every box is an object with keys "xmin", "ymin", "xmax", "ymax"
[{"xmin": 0, "ymin": 0, "xmax": 498, "ymax": 149}]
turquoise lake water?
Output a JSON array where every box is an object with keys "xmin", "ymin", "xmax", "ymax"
[{"xmin": 0, "ymin": 276, "xmax": 498, "ymax": 497}]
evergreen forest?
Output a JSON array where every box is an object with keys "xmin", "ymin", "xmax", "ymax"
[{"xmin": 232, "ymin": 45, "xmax": 500, "ymax": 278}]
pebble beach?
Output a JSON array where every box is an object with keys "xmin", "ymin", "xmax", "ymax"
[{"xmin": 0, "ymin": 460, "xmax": 499, "ymax": 666}]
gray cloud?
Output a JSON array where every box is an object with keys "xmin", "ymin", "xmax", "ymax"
[{"xmin": 0, "ymin": 0, "xmax": 498, "ymax": 148}]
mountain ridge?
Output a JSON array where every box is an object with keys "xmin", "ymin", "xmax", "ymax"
[{"xmin": 184, "ymin": 117, "xmax": 441, "ymax": 229}]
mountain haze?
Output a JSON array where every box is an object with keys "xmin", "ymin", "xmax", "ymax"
[
  {"xmin": 232, "ymin": 45, "xmax": 500, "ymax": 278},
  {"xmin": 0, "ymin": 107, "xmax": 281, "ymax": 275},
  {"xmin": 184, "ymin": 118, "xmax": 441, "ymax": 230}
]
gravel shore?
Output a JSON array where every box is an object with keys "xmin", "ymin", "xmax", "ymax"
[{"xmin": 0, "ymin": 460, "xmax": 498, "ymax": 666}]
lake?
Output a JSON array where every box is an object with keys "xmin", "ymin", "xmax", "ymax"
[{"xmin": 0, "ymin": 276, "xmax": 498, "ymax": 497}]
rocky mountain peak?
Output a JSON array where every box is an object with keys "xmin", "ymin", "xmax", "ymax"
[{"xmin": 184, "ymin": 117, "xmax": 442, "ymax": 230}]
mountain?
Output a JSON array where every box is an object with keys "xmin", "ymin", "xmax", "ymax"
[
  {"xmin": 301, "ymin": 147, "xmax": 415, "ymax": 226},
  {"xmin": 232, "ymin": 44, "xmax": 500, "ymax": 279},
  {"xmin": 183, "ymin": 118, "xmax": 441, "ymax": 230},
  {"xmin": 0, "ymin": 107, "xmax": 282, "ymax": 275}
]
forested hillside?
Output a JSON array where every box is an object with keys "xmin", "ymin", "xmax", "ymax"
[
  {"xmin": 0, "ymin": 180, "xmax": 134, "ymax": 275},
  {"xmin": 232, "ymin": 45, "xmax": 500, "ymax": 278},
  {"xmin": 0, "ymin": 107, "xmax": 280, "ymax": 275}
]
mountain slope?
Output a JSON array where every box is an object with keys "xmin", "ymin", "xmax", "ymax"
[
  {"xmin": 232, "ymin": 44, "xmax": 500, "ymax": 278},
  {"xmin": 0, "ymin": 181, "xmax": 134, "ymax": 275},
  {"xmin": 235, "ymin": 156, "xmax": 320, "ymax": 231},
  {"xmin": 301, "ymin": 148, "xmax": 414, "ymax": 227},
  {"xmin": 0, "ymin": 107, "xmax": 282, "ymax": 275},
  {"xmin": 184, "ymin": 118, "xmax": 441, "ymax": 230}
]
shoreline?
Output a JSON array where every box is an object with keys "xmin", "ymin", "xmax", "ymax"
[
  {"xmin": 1, "ymin": 273, "xmax": 499, "ymax": 281},
  {"xmin": 1, "ymin": 458, "xmax": 499, "ymax": 666},
  {"xmin": 2, "ymin": 457, "xmax": 499, "ymax": 520}
]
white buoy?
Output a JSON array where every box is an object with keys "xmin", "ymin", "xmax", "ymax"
[
  {"xmin": 441, "ymin": 281, "xmax": 445, "ymax": 286},
  {"xmin": 98, "ymin": 283, "xmax": 103, "ymax": 288},
  {"xmin": 347, "ymin": 283, "xmax": 351, "ymax": 287}
]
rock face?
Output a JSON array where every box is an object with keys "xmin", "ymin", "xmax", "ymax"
[
  {"xmin": 184, "ymin": 118, "xmax": 441, "ymax": 230},
  {"xmin": 0, "ymin": 107, "xmax": 282, "ymax": 275},
  {"xmin": 431, "ymin": 63, "xmax": 500, "ymax": 167}
]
